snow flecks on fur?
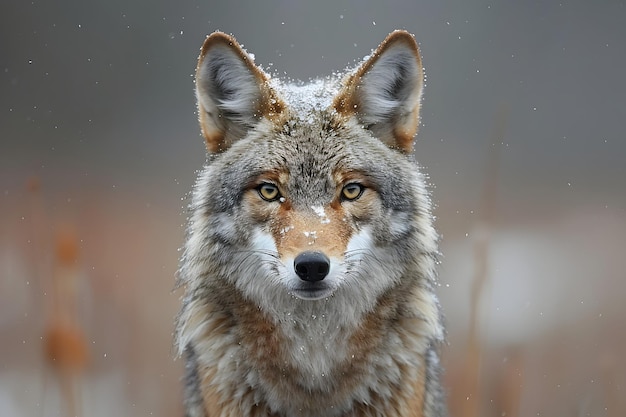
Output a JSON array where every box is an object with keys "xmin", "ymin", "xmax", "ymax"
[
  {"xmin": 279, "ymin": 225, "xmax": 294, "ymax": 235},
  {"xmin": 310, "ymin": 205, "xmax": 331, "ymax": 224},
  {"xmin": 178, "ymin": 30, "xmax": 446, "ymax": 417},
  {"xmin": 303, "ymin": 230, "xmax": 318, "ymax": 243},
  {"xmin": 273, "ymin": 78, "xmax": 341, "ymax": 123}
]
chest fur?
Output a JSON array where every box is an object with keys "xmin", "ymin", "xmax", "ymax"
[{"xmin": 189, "ymin": 293, "xmax": 430, "ymax": 417}]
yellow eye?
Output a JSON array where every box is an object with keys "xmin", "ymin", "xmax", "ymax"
[
  {"xmin": 257, "ymin": 183, "xmax": 281, "ymax": 201},
  {"xmin": 341, "ymin": 183, "xmax": 364, "ymax": 201}
]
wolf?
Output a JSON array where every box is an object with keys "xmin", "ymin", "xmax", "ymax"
[{"xmin": 175, "ymin": 30, "xmax": 447, "ymax": 417}]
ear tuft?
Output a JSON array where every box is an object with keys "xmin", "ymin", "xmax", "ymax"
[
  {"xmin": 195, "ymin": 32, "xmax": 284, "ymax": 153},
  {"xmin": 334, "ymin": 30, "xmax": 424, "ymax": 153}
]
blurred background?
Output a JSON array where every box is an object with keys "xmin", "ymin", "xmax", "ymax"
[{"xmin": 1, "ymin": 0, "xmax": 625, "ymax": 416}]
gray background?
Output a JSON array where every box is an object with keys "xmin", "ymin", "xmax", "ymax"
[{"xmin": 2, "ymin": 1, "xmax": 625, "ymax": 416}]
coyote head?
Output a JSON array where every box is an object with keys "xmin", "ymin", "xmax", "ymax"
[{"xmin": 179, "ymin": 30, "xmax": 437, "ymax": 323}]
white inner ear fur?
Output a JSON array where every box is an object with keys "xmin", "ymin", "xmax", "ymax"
[
  {"xmin": 357, "ymin": 43, "xmax": 422, "ymax": 127},
  {"xmin": 196, "ymin": 44, "xmax": 263, "ymax": 130}
]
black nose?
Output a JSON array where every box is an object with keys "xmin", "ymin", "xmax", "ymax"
[{"xmin": 294, "ymin": 251, "xmax": 330, "ymax": 282}]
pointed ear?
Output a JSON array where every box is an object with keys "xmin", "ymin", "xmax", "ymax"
[
  {"xmin": 333, "ymin": 30, "xmax": 424, "ymax": 153},
  {"xmin": 195, "ymin": 32, "xmax": 284, "ymax": 153}
]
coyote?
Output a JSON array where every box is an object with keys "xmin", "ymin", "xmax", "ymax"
[{"xmin": 175, "ymin": 30, "xmax": 447, "ymax": 417}]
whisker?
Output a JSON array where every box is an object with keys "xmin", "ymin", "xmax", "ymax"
[
  {"xmin": 343, "ymin": 248, "xmax": 373, "ymax": 259},
  {"xmin": 234, "ymin": 249, "xmax": 285, "ymax": 270},
  {"xmin": 235, "ymin": 249, "xmax": 280, "ymax": 259}
]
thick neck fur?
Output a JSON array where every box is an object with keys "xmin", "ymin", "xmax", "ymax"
[{"xmin": 179, "ymin": 258, "xmax": 441, "ymax": 417}]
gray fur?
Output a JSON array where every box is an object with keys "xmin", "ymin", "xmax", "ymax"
[{"xmin": 176, "ymin": 30, "xmax": 447, "ymax": 417}]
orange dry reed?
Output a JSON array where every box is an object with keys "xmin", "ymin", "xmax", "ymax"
[
  {"xmin": 55, "ymin": 228, "xmax": 79, "ymax": 268},
  {"xmin": 41, "ymin": 225, "xmax": 89, "ymax": 417},
  {"xmin": 44, "ymin": 322, "xmax": 88, "ymax": 372}
]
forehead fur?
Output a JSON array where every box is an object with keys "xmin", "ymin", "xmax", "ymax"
[
  {"xmin": 197, "ymin": 73, "xmax": 426, "ymax": 214},
  {"xmin": 204, "ymin": 114, "xmax": 422, "ymax": 214}
]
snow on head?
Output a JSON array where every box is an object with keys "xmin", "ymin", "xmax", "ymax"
[
  {"xmin": 272, "ymin": 77, "xmax": 341, "ymax": 123},
  {"xmin": 311, "ymin": 205, "xmax": 331, "ymax": 224}
]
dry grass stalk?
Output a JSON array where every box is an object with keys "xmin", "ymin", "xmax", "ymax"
[
  {"xmin": 26, "ymin": 176, "xmax": 46, "ymax": 299},
  {"xmin": 459, "ymin": 106, "xmax": 508, "ymax": 417},
  {"xmin": 496, "ymin": 347, "xmax": 524, "ymax": 417},
  {"xmin": 42, "ymin": 227, "xmax": 89, "ymax": 417}
]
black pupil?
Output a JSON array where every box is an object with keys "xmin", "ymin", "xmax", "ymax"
[
  {"xmin": 262, "ymin": 185, "xmax": 277, "ymax": 199},
  {"xmin": 346, "ymin": 184, "xmax": 360, "ymax": 198}
]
